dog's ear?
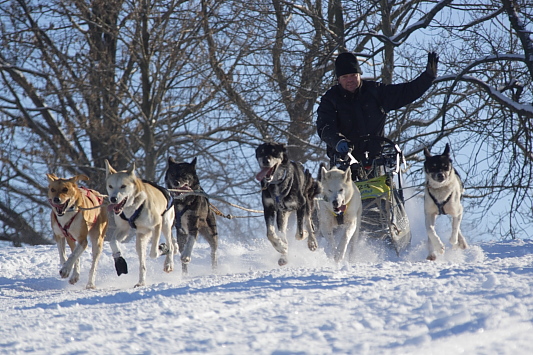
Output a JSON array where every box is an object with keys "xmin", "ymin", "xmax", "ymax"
[
  {"xmin": 344, "ymin": 167, "xmax": 352, "ymax": 183},
  {"xmin": 423, "ymin": 147, "xmax": 432, "ymax": 158},
  {"xmin": 320, "ymin": 166, "xmax": 328, "ymax": 181},
  {"xmin": 190, "ymin": 157, "xmax": 197, "ymax": 167},
  {"xmin": 104, "ymin": 159, "xmax": 116, "ymax": 177},
  {"xmin": 318, "ymin": 163, "xmax": 327, "ymax": 181},
  {"xmin": 443, "ymin": 143, "xmax": 450, "ymax": 157},
  {"xmin": 74, "ymin": 175, "xmax": 89, "ymax": 183},
  {"xmin": 46, "ymin": 173, "xmax": 58, "ymax": 183},
  {"xmin": 168, "ymin": 157, "xmax": 177, "ymax": 164},
  {"xmin": 280, "ymin": 144, "xmax": 289, "ymax": 164},
  {"xmin": 127, "ymin": 162, "xmax": 136, "ymax": 176}
]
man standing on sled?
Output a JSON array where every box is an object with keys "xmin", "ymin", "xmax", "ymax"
[{"xmin": 316, "ymin": 51, "xmax": 438, "ymax": 178}]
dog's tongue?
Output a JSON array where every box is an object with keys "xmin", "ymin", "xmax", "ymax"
[
  {"xmin": 336, "ymin": 205, "xmax": 347, "ymax": 214},
  {"xmin": 256, "ymin": 167, "xmax": 272, "ymax": 181},
  {"xmin": 107, "ymin": 204, "xmax": 118, "ymax": 213},
  {"xmin": 49, "ymin": 200, "xmax": 66, "ymax": 215}
]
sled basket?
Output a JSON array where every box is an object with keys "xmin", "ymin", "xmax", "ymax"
[{"xmin": 354, "ymin": 175, "xmax": 390, "ymax": 200}]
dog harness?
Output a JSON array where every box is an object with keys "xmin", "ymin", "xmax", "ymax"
[
  {"xmin": 119, "ymin": 181, "xmax": 174, "ymax": 229},
  {"xmin": 53, "ymin": 212, "xmax": 79, "ymax": 242},
  {"xmin": 53, "ymin": 188, "xmax": 103, "ymax": 241},
  {"xmin": 427, "ymin": 188, "xmax": 453, "ymax": 215},
  {"xmin": 120, "ymin": 203, "xmax": 144, "ymax": 229}
]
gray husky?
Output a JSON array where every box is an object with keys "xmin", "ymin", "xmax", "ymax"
[{"xmin": 424, "ymin": 144, "xmax": 468, "ymax": 260}]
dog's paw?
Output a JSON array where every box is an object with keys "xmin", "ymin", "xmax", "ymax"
[
  {"xmin": 181, "ymin": 255, "xmax": 191, "ymax": 264},
  {"xmin": 295, "ymin": 230, "xmax": 308, "ymax": 241},
  {"xmin": 85, "ymin": 283, "xmax": 96, "ymax": 290},
  {"xmin": 114, "ymin": 256, "xmax": 128, "ymax": 276},
  {"xmin": 163, "ymin": 263, "xmax": 174, "ymax": 273},
  {"xmin": 134, "ymin": 282, "xmax": 145, "ymax": 288},
  {"xmin": 59, "ymin": 267, "xmax": 70, "ymax": 279},
  {"xmin": 426, "ymin": 253, "xmax": 437, "ymax": 261},
  {"xmin": 278, "ymin": 255, "xmax": 288, "ymax": 266},
  {"xmin": 69, "ymin": 274, "xmax": 80, "ymax": 285},
  {"xmin": 270, "ymin": 240, "xmax": 288, "ymax": 255},
  {"xmin": 307, "ymin": 237, "xmax": 318, "ymax": 251}
]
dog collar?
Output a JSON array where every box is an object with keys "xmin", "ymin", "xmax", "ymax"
[
  {"xmin": 120, "ymin": 203, "xmax": 144, "ymax": 229},
  {"xmin": 329, "ymin": 202, "xmax": 349, "ymax": 225}
]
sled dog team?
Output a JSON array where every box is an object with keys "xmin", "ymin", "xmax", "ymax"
[{"xmin": 47, "ymin": 142, "xmax": 467, "ymax": 288}]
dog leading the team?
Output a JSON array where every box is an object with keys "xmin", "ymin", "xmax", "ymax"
[
  {"xmin": 424, "ymin": 144, "xmax": 468, "ymax": 260},
  {"xmin": 47, "ymin": 174, "xmax": 108, "ymax": 289}
]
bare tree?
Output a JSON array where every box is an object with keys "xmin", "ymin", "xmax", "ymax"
[
  {"xmin": 0, "ymin": 0, "xmax": 229, "ymax": 244},
  {"xmin": 1, "ymin": 0, "xmax": 532, "ymax": 245}
]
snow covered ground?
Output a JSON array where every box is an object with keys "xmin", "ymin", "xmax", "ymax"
[{"xmin": 1, "ymin": 200, "xmax": 533, "ymax": 354}]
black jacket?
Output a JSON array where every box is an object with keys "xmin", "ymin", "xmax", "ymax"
[{"xmin": 317, "ymin": 71, "xmax": 434, "ymax": 163}]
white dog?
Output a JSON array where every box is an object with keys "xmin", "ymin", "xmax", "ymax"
[
  {"xmin": 105, "ymin": 160, "xmax": 175, "ymax": 287},
  {"xmin": 318, "ymin": 166, "xmax": 362, "ymax": 262},
  {"xmin": 424, "ymin": 144, "xmax": 468, "ymax": 260}
]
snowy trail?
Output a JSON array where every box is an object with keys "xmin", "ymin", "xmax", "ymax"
[{"xmin": 1, "ymin": 234, "xmax": 532, "ymax": 354}]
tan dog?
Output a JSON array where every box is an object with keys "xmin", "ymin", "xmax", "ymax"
[
  {"xmin": 46, "ymin": 174, "xmax": 108, "ymax": 289},
  {"xmin": 105, "ymin": 160, "xmax": 175, "ymax": 287}
]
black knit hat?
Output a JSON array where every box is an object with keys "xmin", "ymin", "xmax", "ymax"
[{"xmin": 335, "ymin": 52, "xmax": 362, "ymax": 77}]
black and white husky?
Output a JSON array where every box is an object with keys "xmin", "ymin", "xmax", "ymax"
[
  {"xmin": 423, "ymin": 144, "xmax": 468, "ymax": 260},
  {"xmin": 255, "ymin": 142, "xmax": 322, "ymax": 266}
]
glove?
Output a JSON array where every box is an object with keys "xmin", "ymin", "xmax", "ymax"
[
  {"xmin": 425, "ymin": 51, "xmax": 439, "ymax": 78},
  {"xmin": 335, "ymin": 140, "xmax": 350, "ymax": 154}
]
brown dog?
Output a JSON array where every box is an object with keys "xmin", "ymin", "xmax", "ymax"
[{"xmin": 47, "ymin": 174, "xmax": 108, "ymax": 289}]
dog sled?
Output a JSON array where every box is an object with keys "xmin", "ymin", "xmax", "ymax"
[{"xmin": 333, "ymin": 135, "xmax": 412, "ymax": 256}]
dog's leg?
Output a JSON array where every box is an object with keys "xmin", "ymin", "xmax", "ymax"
[
  {"xmin": 61, "ymin": 237, "xmax": 86, "ymax": 285},
  {"xmin": 276, "ymin": 211, "xmax": 290, "ymax": 266},
  {"xmin": 449, "ymin": 213, "xmax": 465, "ymax": 249},
  {"xmin": 206, "ymin": 212, "xmax": 219, "ymax": 271},
  {"xmin": 149, "ymin": 224, "xmax": 162, "ymax": 259},
  {"xmin": 174, "ymin": 218, "xmax": 189, "ymax": 275},
  {"xmin": 457, "ymin": 229, "xmax": 469, "ymax": 250},
  {"xmin": 55, "ymin": 234, "xmax": 67, "ymax": 266},
  {"xmin": 109, "ymin": 221, "xmax": 129, "ymax": 276},
  {"xmin": 347, "ymin": 207, "xmax": 362, "ymax": 263},
  {"xmin": 425, "ymin": 212, "xmax": 445, "ymax": 260},
  {"xmin": 450, "ymin": 209, "xmax": 468, "ymax": 250},
  {"xmin": 134, "ymin": 233, "xmax": 149, "ymax": 287},
  {"xmin": 181, "ymin": 215, "xmax": 199, "ymax": 266},
  {"xmin": 161, "ymin": 214, "xmax": 175, "ymax": 273},
  {"xmin": 335, "ymin": 221, "xmax": 358, "ymax": 263},
  {"xmin": 265, "ymin": 207, "xmax": 288, "ymax": 256},
  {"xmin": 318, "ymin": 208, "xmax": 336, "ymax": 259},
  {"xmin": 86, "ymin": 230, "xmax": 104, "ymax": 289},
  {"xmin": 295, "ymin": 208, "xmax": 307, "ymax": 241},
  {"xmin": 305, "ymin": 215, "xmax": 318, "ymax": 252}
]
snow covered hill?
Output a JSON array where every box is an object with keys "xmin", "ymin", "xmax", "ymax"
[{"xmin": 1, "ymin": 233, "xmax": 532, "ymax": 354}]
